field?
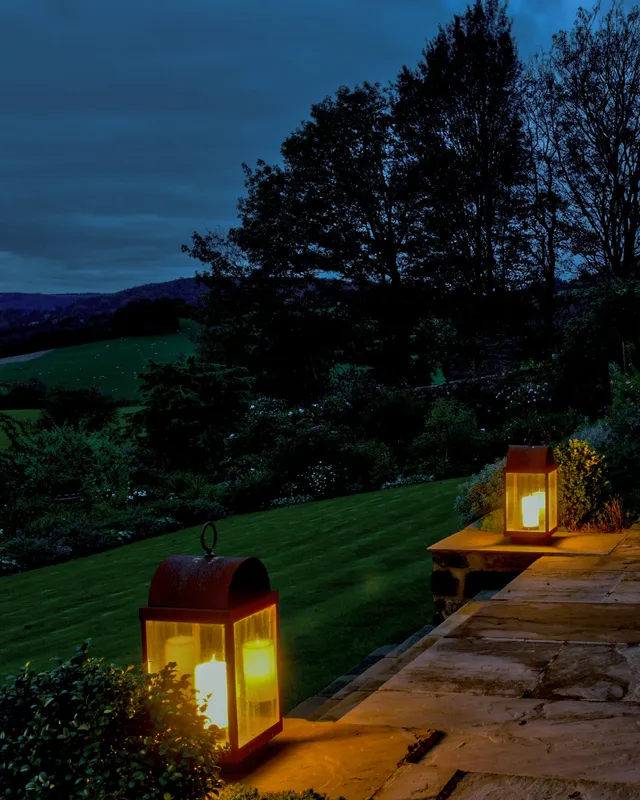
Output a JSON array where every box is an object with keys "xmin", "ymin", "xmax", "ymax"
[
  {"xmin": 0, "ymin": 318, "xmax": 202, "ymax": 404},
  {"xmin": 0, "ymin": 478, "xmax": 464, "ymax": 714}
]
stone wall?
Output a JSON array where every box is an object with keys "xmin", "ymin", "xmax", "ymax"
[{"xmin": 430, "ymin": 550, "xmax": 540, "ymax": 625}]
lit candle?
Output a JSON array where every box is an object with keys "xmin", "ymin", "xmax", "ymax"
[
  {"xmin": 164, "ymin": 635, "xmax": 197, "ymax": 680},
  {"xmin": 521, "ymin": 491, "xmax": 546, "ymax": 528},
  {"xmin": 243, "ymin": 638, "xmax": 277, "ymax": 704},
  {"xmin": 195, "ymin": 656, "xmax": 228, "ymax": 729}
]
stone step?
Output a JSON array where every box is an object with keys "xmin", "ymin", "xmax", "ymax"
[{"xmin": 286, "ymin": 625, "xmax": 437, "ymax": 723}]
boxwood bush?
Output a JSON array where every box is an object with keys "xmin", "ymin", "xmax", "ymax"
[{"xmin": 0, "ymin": 640, "xmax": 225, "ymax": 799}]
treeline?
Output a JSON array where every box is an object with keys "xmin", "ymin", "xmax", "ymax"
[
  {"xmin": 0, "ymin": 297, "xmax": 190, "ymax": 359},
  {"xmin": 179, "ymin": 0, "xmax": 640, "ymax": 403}
]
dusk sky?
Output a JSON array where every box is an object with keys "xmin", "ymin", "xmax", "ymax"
[{"xmin": 0, "ymin": 0, "xmax": 620, "ymax": 295}]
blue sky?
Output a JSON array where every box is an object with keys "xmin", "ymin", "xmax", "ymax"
[{"xmin": 0, "ymin": 0, "xmax": 617, "ymax": 293}]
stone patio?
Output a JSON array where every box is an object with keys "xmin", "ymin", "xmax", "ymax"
[{"xmin": 225, "ymin": 521, "xmax": 640, "ymax": 800}]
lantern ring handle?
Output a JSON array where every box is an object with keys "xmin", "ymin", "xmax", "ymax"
[{"xmin": 200, "ymin": 520, "xmax": 218, "ymax": 558}]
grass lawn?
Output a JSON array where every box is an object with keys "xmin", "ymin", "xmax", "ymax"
[
  {"xmin": 0, "ymin": 478, "xmax": 464, "ymax": 713},
  {"xmin": 0, "ymin": 406, "xmax": 145, "ymax": 451},
  {"xmin": 0, "ymin": 318, "xmax": 202, "ymax": 404}
]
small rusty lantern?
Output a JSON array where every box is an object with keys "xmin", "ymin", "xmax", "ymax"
[
  {"xmin": 504, "ymin": 445, "xmax": 558, "ymax": 544},
  {"xmin": 139, "ymin": 522, "xmax": 283, "ymax": 770}
]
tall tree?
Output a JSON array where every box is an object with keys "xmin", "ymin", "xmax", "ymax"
[
  {"xmin": 519, "ymin": 51, "xmax": 579, "ymax": 350},
  {"xmin": 540, "ymin": 0, "xmax": 640, "ymax": 280},
  {"xmin": 229, "ymin": 81, "xmax": 444, "ymax": 290},
  {"xmin": 393, "ymin": 0, "xmax": 531, "ymax": 305}
]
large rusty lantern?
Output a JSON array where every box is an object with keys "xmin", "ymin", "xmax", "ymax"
[
  {"xmin": 504, "ymin": 445, "xmax": 558, "ymax": 544},
  {"xmin": 139, "ymin": 522, "xmax": 282, "ymax": 770}
]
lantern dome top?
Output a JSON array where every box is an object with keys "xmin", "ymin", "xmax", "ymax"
[
  {"xmin": 148, "ymin": 554, "xmax": 271, "ymax": 610},
  {"xmin": 505, "ymin": 444, "xmax": 557, "ymax": 473}
]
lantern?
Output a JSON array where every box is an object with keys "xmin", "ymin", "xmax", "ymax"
[
  {"xmin": 139, "ymin": 522, "xmax": 283, "ymax": 770},
  {"xmin": 504, "ymin": 445, "xmax": 558, "ymax": 544}
]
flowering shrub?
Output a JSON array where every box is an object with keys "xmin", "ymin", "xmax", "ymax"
[
  {"xmin": 270, "ymin": 494, "xmax": 314, "ymax": 509},
  {"xmin": 609, "ymin": 363, "xmax": 640, "ymax": 412},
  {"xmin": 501, "ymin": 380, "xmax": 552, "ymax": 416},
  {"xmin": 572, "ymin": 418, "xmax": 612, "ymax": 452},
  {"xmin": 302, "ymin": 461, "xmax": 345, "ymax": 499},
  {"xmin": 380, "ymin": 474, "xmax": 434, "ymax": 490},
  {"xmin": 553, "ymin": 439, "xmax": 611, "ymax": 530},
  {"xmin": 500, "ymin": 409, "xmax": 580, "ymax": 448},
  {"xmin": 456, "ymin": 441, "xmax": 617, "ymax": 532}
]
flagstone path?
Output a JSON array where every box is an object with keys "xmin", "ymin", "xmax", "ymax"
[{"xmin": 228, "ymin": 522, "xmax": 640, "ymax": 800}]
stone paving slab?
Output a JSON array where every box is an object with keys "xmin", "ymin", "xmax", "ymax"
[
  {"xmin": 527, "ymin": 552, "xmax": 640, "ymax": 573},
  {"xmin": 224, "ymin": 718, "xmax": 439, "ymax": 800},
  {"xmin": 447, "ymin": 599, "xmax": 640, "ymax": 642},
  {"xmin": 429, "ymin": 709, "xmax": 640, "ymax": 785},
  {"xmin": 446, "ymin": 772, "xmax": 640, "ymax": 799},
  {"xmin": 493, "ymin": 568, "xmax": 625, "ymax": 602},
  {"xmin": 379, "ymin": 637, "xmax": 561, "ymax": 697},
  {"xmin": 339, "ymin": 690, "xmax": 542, "ymax": 730}
]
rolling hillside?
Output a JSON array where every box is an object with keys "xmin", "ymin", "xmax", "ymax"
[{"xmin": 0, "ymin": 318, "xmax": 203, "ymax": 404}]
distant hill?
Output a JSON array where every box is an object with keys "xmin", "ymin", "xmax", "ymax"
[{"xmin": 0, "ymin": 277, "xmax": 208, "ymax": 322}]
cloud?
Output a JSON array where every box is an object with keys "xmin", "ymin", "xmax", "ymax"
[{"xmin": 0, "ymin": 0, "xmax": 599, "ymax": 292}]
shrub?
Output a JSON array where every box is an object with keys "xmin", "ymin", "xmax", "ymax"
[
  {"xmin": 580, "ymin": 496, "xmax": 631, "ymax": 533},
  {"xmin": 37, "ymin": 385, "xmax": 122, "ymax": 435},
  {"xmin": 218, "ymin": 468, "xmax": 282, "ymax": 514},
  {"xmin": 0, "ymin": 640, "xmax": 225, "ymax": 799},
  {"xmin": 500, "ymin": 409, "xmax": 580, "ymax": 448},
  {"xmin": 454, "ymin": 457, "xmax": 506, "ymax": 526},
  {"xmin": 146, "ymin": 497, "xmax": 228, "ymax": 526},
  {"xmin": 360, "ymin": 388, "xmax": 428, "ymax": 447},
  {"xmin": 609, "ymin": 362, "xmax": 640, "ymax": 412},
  {"xmin": 380, "ymin": 473, "xmax": 435, "ymax": 490},
  {"xmin": 93, "ymin": 508, "xmax": 181, "ymax": 539},
  {"xmin": 5, "ymin": 421, "xmax": 135, "ymax": 508},
  {"xmin": 0, "ymin": 377, "xmax": 48, "ymax": 410},
  {"xmin": 219, "ymin": 786, "xmax": 345, "ymax": 800},
  {"xmin": 270, "ymin": 495, "xmax": 315, "ymax": 509},
  {"xmin": 1, "ymin": 534, "xmax": 73, "ymax": 572},
  {"xmin": 226, "ymin": 396, "xmax": 296, "ymax": 458},
  {"xmin": 456, "ymin": 441, "xmax": 614, "ymax": 531},
  {"xmin": 410, "ymin": 398, "xmax": 480, "ymax": 477},
  {"xmin": 300, "ymin": 461, "xmax": 346, "ymax": 500},
  {"xmin": 342, "ymin": 439, "xmax": 398, "ymax": 492},
  {"xmin": 125, "ymin": 358, "xmax": 253, "ymax": 473},
  {"xmin": 554, "ymin": 439, "xmax": 611, "ymax": 530},
  {"xmin": 572, "ymin": 418, "xmax": 612, "ymax": 452}
]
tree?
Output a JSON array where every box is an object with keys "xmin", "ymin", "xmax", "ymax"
[
  {"xmin": 228, "ymin": 81, "xmax": 442, "ymax": 290},
  {"xmin": 123, "ymin": 358, "xmax": 253, "ymax": 473},
  {"xmin": 519, "ymin": 50, "xmax": 580, "ymax": 350},
  {"xmin": 539, "ymin": 0, "xmax": 640, "ymax": 280},
  {"xmin": 393, "ymin": 0, "xmax": 531, "ymax": 308}
]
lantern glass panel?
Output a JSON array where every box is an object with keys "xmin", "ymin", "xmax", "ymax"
[
  {"xmin": 145, "ymin": 620, "xmax": 229, "ymax": 741},
  {"xmin": 505, "ymin": 471, "xmax": 547, "ymax": 533},
  {"xmin": 234, "ymin": 604, "xmax": 279, "ymax": 749},
  {"xmin": 548, "ymin": 469, "xmax": 558, "ymax": 531}
]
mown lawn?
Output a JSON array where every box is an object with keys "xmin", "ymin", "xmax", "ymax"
[
  {"xmin": 0, "ymin": 478, "xmax": 464, "ymax": 713},
  {"xmin": 0, "ymin": 318, "xmax": 202, "ymax": 404}
]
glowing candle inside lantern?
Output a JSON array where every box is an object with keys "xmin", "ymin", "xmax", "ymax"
[
  {"xmin": 195, "ymin": 655, "xmax": 228, "ymax": 729},
  {"xmin": 164, "ymin": 635, "xmax": 196, "ymax": 680},
  {"xmin": 243, "ymin": 638, "xmax": 277, "ymax": 703},
  {"xmin": 521, "ymin": 491, "xmax": 546, "ymax": 528}
]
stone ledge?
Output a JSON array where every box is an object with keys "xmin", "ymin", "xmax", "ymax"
[{"xmin": 429, "ymin": 526, "xmax": 627, "ymax": 557}]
